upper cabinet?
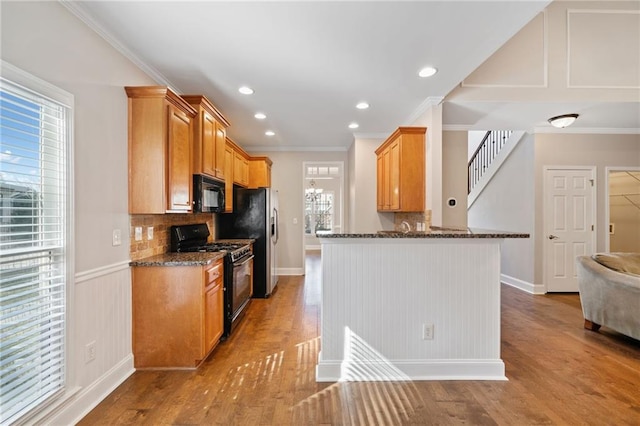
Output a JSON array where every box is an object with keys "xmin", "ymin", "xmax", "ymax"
[
  {"xmin": 228, "ymin": 139, "xmax": 249, "ymax": 187},
  {"xmin": 126, "ymin": 86, "xmax": 196, "ymax": 214},
  {"xmin": 248, "ymin": 157, "xmax": 272, "ymax": 189},
  {"xmin": 182, "ymin": 95, "xmax": 230, "ymax": 182},
  {"xmin": 375, "ymin": 127, "xmax": 426, "ymax": 212}
]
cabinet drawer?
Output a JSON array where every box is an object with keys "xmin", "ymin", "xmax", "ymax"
[{"xmin": 205, "ymin": 261, "xmax": 223, "ymax": 287}]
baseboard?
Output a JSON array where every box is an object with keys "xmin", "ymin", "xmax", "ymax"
[
  {"xmin": 41, "ymin": 354, "xmax": 134, "ymax": 425},
  {"xmin": 305, "ymin": 245, "xmax": 321, "ymax": 250},
  {"xmin": 277, "ymin": 267, "xmax": 304, "ymax": 276},
  {"xmin": 501, "ymin": 273, "xmax": 545, "ymax": 294},
  {"xmin": 316, "ymin": 358, "xmax": 507, "ymax": 382}
]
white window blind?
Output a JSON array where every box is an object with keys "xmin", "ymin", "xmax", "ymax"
[{"xmin": 1, "ymin": 72, "xmax": 70, "ymax": 424}]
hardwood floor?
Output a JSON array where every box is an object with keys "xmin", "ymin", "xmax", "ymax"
[{"xmin": 79, "ymin": 252, "xmax": 640, "ymax": 425}]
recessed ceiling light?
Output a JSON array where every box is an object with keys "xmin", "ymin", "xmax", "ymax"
[
  {"xmin": 356, "ymin": 102, "xmax": 369, "ymax": 110},
  {"xmin": 265, "ymin": 130, "xmax": 275, "ymax": 136},
  {"xmin": 238, "ymin": 86, "xmax": 254, "ymax": 95},
  {"xmin": 254, "ymin": 112, "xmax": 266, "ymax": 120},
  {"xmin": 418, "ymin": 67, "xmax": 438, "ymax": 78},
  {"xmin": 348, "ymin": 123, "xmax": 359, "ymax": 129}
]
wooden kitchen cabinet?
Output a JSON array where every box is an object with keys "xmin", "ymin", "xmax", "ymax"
[
  {"xmin": 182, "ymin": 95, "xmax": 230, "ymax": 181},
  {"xmin": 375, "ymin": 127, "xmax": 426, "ymax": 212},
  {"xmin": 248, "ymin": 157, "xmax": 272, "ymax": 188},
  {"xmin": 224, "ymin": 142, "xmax": 234, "ymax": 212},
  {"xmin": 234, "ymin": 150, "xmax": 249, "ymax": 187},
  {"xmin": 132, "ymin": 258, "xmax": 224, "ymax": 369},
  {"xmin": 226, "ymin": 138, "xmax": 249, "ymax": 187},
  {"xmin": 126, "ymin": 86, "xmax": 196, "ymax": 214}
]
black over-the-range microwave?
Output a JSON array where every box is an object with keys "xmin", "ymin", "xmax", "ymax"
[{"xmin": 193, "ymin": 174, "xmax": 225, "ymax": 213}]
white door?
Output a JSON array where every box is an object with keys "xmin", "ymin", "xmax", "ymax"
[{"xmin": 544, "ymin": 168, "xmax": 596, "ymax": 292}]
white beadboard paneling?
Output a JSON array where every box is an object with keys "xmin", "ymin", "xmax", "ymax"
[
  {"xmin": 74, "ymin": 265, "xmax": 132, "ymax": 393},
  {"xmin": 318, "ymin": 238, "xmax": 505, "ymax": 381}
]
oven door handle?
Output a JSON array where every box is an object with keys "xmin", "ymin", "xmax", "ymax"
[{"xmin": 233, "ymin": 254, "xmax": 254, "ymax": 267}]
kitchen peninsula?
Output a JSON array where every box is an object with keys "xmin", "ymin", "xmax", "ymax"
[{"xmin": 316, "ymin": 227, "xmax": 529, "ymax": 382}]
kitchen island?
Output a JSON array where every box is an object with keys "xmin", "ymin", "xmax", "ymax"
[{"xmin": 316, "ymin": 227, "xmax": 529, "ymax": 382}]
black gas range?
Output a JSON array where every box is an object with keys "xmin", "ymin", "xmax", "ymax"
[{"xmin": 170, "ymin": 224, "xmax": 254, "ymax": 339}]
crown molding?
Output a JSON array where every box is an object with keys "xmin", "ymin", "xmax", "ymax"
[
  {"xmin": 534, "ymin": 127, "xmax": 640, "ymax": 135},
  {"xmin": 405, "ymin": 96, "xmax": 445, "ymax": 125},
  {"xmin": 244, "ymin": 145, "xmax": 349, "ymax": 153},
  {"xmin": 353, "ymin": 133, "xmax": 388, "ymax": 140},
  {"xmin": 60, "ymin": 1, "xmax": 179, "ymax": 91}
]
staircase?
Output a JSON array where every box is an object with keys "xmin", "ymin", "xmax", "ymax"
[
  {"xmin": 467, "ymin": 130, "xmax": 526, "ymax": 207},
  {"xmin": 468, "ymin": 130, "xmax": 512, "ymax": 193}
]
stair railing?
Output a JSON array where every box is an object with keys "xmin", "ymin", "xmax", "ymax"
[{"xmin": 468, "ymin": 130, "xmax": 513, "ymax": 194}]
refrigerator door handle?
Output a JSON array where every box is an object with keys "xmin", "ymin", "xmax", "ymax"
[{"xmin": 272, "ymin": 208, "xmax": 279, "ymax": 244}]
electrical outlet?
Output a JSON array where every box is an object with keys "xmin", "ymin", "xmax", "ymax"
[
  {"xmin": 134, "ymin": 226, "xmax": 142, "ymax": 241},
  {"xmin": 112, "ymin": 229, "xmax": 122, "ymax": 246},
  {"xmin": 147, "ymin": 226, "xmax": 154, "ymax": 240},
  {"xmin": 85, "ymin": 341, "xmax": 96, "ymax": 363},
  {"xmin": 422, "ymin": 324, "xmax": 434, "ymax": 340}
]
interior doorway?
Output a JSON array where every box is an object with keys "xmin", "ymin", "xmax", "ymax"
[
  {"xmin": 606, "ymin": 167, "xmax": 640, "ymax": 252},
  {"xmin": 302, "ymin": 162, "xmax": 344, "ymax": 273}
]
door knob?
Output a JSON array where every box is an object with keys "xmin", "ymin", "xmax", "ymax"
[{"xmin": 548, "ymin": 234, "xmax": 559, "ymax": 240}]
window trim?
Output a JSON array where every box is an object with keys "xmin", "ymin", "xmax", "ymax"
[{"xmin": 1, "ymin": 60, "xmax": 76, "ymax": 424}]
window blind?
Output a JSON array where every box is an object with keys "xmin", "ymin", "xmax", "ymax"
[{"xmin": 0, "ymin": 77, "xmax": 69, "ymax": 424}]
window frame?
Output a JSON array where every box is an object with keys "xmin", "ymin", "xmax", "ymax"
[{"xmin": 0, "ymin": 60, "xmax": 75, "ymax": 424}]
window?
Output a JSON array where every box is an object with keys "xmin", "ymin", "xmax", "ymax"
[{"xmin": 1, "ymin": 63, "xmax": 72, "ymax": 424}]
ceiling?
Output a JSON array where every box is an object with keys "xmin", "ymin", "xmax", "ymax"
[{"xmin": 65, "ymin": 1, "xmax": 556, "ymax": 151}]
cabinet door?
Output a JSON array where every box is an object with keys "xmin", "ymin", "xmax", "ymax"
[
  {"xmin": 382, "ymin": 148, "xmax": 391, "ymax": 209},
  {"xmin": 204, "ymin": 282, "xmax": 224, "ymax": 353},
  {"xmin": 224, "ymin": 144, "xmax": 234, "ymax": 212},
  {"xmin": 376, "ymin": 154, "xmax": 384, "ymax": 210},
  {"xmin": 201, "ymin": 111, "xmax": 216, "ymax": 176},
  {"xmin": 389, "ymin": 140, "xmax": 400, "ymax": 210},
  {"xmin": 167, "ymin": 105, "xmax": 192, "ymax": 212},
  {"xmin": 234, "ymin": 150, "xmax": 249, "ymax": 186},
  {"xmin": 215, "ymin": 123, "xmax": 226, "ymax": 179}
]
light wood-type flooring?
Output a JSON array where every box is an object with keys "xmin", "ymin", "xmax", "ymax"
[{"xmin": 79, "ymin": 251, "xmax": 640, "ymax": 425}]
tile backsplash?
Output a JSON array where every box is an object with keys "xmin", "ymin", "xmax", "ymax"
[
  {"xmin": 394, "ymin": 210, "xmax": 432, "ymax": 232},
  {"xmin": 129, "ymin": 213, "xmax": 215, "ymax": 261}
]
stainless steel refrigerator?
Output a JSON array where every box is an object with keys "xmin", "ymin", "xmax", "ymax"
[{"xmin": 216, "ymin": 186, "xmax": 279, "ymax": 298}]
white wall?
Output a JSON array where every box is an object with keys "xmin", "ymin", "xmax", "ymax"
[
  {"xmin": 468, "ymin": 131, "xmax": 486, "ymax": 160},
  {"xmin": 1, "ymin": 2, "xmax": 155, "ymax": 423},
  {"xmin": 468, "ymin": 134, "xmax": 536, "ymax": 287},
  {"xmin": 348, "ymin": 137, "xmax": 394, "ymax": 233},
  {"xmin": 250, "ymin": 150, "xmax": 348, "ymax": 274},
  {"xmin": 411, "ymin": 103, "xmax": 443, "ymax": 226},
  {"xmin": 442, "ymin": 131, "xmax": 469, "ymax": 227}
]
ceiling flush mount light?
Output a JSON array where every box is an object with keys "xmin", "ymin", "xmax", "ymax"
[
  {"xmin": 418, "ymin": 66, "xmax": 438, "ymax": 78},
  {"xmin": 548, "ymin": 114, "xmax": 579, "ymax": 128},
  {"xmin": 238, "ymin": 86, "xmax": 254, "ymax": 95},
  {"xmin": 356, "ymin": 102, "xmax": 369, "ymax": 110},
  {"xmin": 254, "ymin": 112, "xmax": 266, "ymax": 120},
  {"xmin": 265, "ymin": 130, "xmax": 275, "ymax": 136},
  {"xmin": 348, "ymin": 122, "xmax": 359, "ymax": 129}
]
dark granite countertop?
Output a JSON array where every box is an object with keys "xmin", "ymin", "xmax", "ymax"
[
  {"xmin": 130, "ymin": 251, "xmax": 226, "ymax": 267},
  {"xmin": 318, "ymin": 226, "xmax": 529, "ymax": 239},
  {"xmin": 129, "ymin": 239, "xmax": 254, "ymax": 267}
]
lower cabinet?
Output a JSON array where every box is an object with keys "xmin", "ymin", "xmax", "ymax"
[{"xmin": 132, "ymin": 258, "xmax": 224, "ymax": 369}]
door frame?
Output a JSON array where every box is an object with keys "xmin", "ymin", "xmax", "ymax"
[
  {"xmin": 605, "ymin": 166, "xmax": 640, "ymax": 252},
  {"xmin": 542, "ymin": 166, "xmax": 597, "ymax": 292}
]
